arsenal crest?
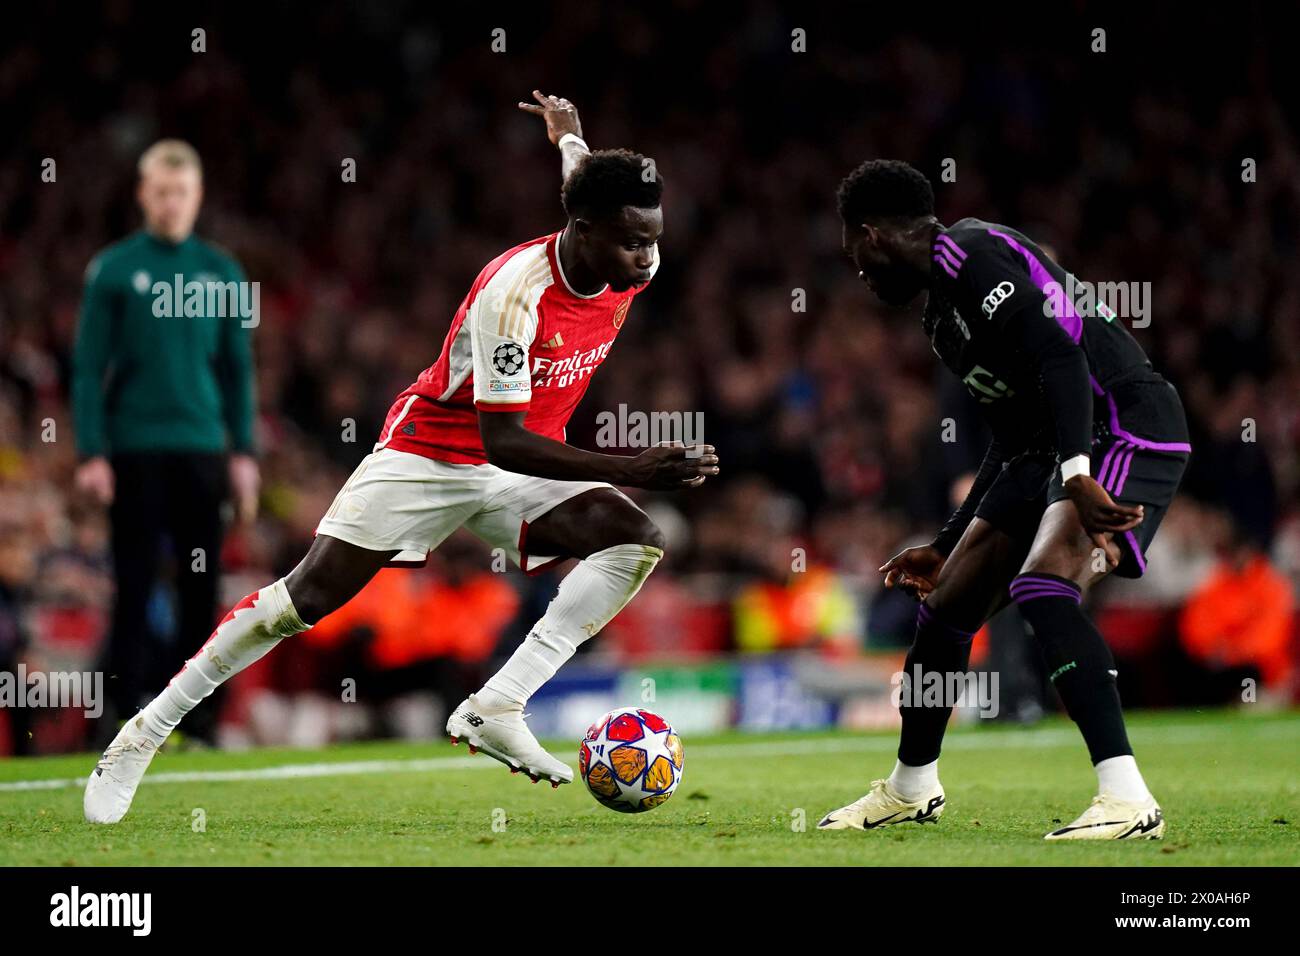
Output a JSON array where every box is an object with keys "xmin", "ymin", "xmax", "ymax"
[{"xmin": 612, "ymin": 299, "xmax": 631, "ymax": 330}]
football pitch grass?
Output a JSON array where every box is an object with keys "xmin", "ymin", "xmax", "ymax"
[{"xmin": 1, "ymin": 709, "xmax": 1295, "ymax": 867}]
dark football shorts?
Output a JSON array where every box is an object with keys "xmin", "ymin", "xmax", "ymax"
[{"xmin": 973, "ymin": 381, "xmax": 1191, "ymax": 578}]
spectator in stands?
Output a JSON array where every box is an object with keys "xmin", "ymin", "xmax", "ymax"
[{"xmin": 1178, "ymin": 512, "xmax": 1295, "ymax": 703}]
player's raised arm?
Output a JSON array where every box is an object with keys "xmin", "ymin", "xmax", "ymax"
[{"xmin": 518, "ymin": 89, "xmax": 590, "ymax": 180}]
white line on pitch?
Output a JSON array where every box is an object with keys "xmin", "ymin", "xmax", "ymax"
[{"xmin": 0, "ymin": 719, "xmax": 1292, "ymax": 793}]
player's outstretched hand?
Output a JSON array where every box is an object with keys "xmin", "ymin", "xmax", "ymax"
[
  {"xmin": 518, "ymin": 90, "xmax": 582, "ymax": 145},
  {"xmin": 626, "ymin": 443, "xmax": 719, "ymax": 490},
  {"xmin": 1064, "ymin": 475, "xmax": 1144, "ymax": 554},
  {"xmin": 879, "ymin": 545, "xmax": 946, "ymax": 602}
]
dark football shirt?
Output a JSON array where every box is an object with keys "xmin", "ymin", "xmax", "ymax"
[{"xmin": 925, "ymin": 218, "xmax": 1189, "ymax": 553}]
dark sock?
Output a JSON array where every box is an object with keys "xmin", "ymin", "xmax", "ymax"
[
  {"xmin": 1010, "ymin": 572, "xmax": 1132, "ymax": 763},
  {"xmin": 897, "ymin": 602, "xmax": 977, "ymax": 766}
]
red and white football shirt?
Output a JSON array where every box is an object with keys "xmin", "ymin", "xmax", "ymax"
[{"xmin": 375, "ymin": 230, "xmax": 658, "ymax": 465}]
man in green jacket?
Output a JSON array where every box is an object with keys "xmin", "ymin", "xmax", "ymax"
[{"xmin": 73, "ymin": 139, "xmax": 258, "ymax": 745}]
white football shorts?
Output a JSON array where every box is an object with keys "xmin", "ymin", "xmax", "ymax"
[{"xmin": 315, "ymin": 448, "xmax": 625, "ymax": 573}]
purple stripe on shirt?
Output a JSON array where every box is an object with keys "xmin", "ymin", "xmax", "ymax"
[
  {"xmin": 1104, "ymin": 390, "xmax": 1193, "ymax": 452},
  {"xmin": 1089, "ymin": 376, "xmax": 1193, "ymax": 453},
  {"xmin": 933, "ymin": 255, "xmax": 959, "ymax": 280},
  {"xmin": 936, "ymin": 234, "xmax": 968, "ymax": 261},
  {"xmin": 937, "ymin": 244, "xmax": 963, "ymax": 271},
  {"xmin": 986, "ymin": 228, "xmax": 1082, "ymax": 343}
]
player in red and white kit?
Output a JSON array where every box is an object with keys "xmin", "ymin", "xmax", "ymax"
[{"xmin": 85, "ymin": 93, "xmax": 719, "ymax": 822}]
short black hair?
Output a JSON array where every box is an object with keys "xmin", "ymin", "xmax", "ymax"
[
  {"xmin": 836, "ymin": 159, "xmax": 934, "ymax": 226},
  {"xmin": 562, "ymin": 149, "xmax": 663, "ymax": 222}
]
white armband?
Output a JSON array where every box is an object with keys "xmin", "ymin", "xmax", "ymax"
[
  {"xmin": 557, "ymin": 133, "xmax": 589, "ymax": 152},
  {"xmin": 1060, "ymin": 454, "xmax": 1091, "ymax": 483}
]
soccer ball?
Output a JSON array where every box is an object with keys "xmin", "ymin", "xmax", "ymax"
[{"xmin": 579, "ymin": 708, "xmax": 684, "ymax": 813}]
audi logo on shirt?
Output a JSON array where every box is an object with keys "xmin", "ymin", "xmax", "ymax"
[{"xmin": 981, "ymin": 280, "xmax": 1016, "ymax": 318}]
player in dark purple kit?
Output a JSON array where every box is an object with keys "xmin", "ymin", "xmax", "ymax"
[{"xmin": 820, "ymin": 160, "xmax": 1189, "ymax": 840}]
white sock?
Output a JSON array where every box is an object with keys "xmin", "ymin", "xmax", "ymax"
[
  {"xmin": 479, "ymin": 543, "xmax": 663, "ymax": 709},
  {"xmin": 1095, "ymin": 754, "xmax": 1152, "ymax": 804},
  {"xmin": 888, "ymin": 759, "xmax": 939, "ymax": 802},
  {"xmin": 138, "ymin": 578, "xmax": 309, "ymax": 745}
]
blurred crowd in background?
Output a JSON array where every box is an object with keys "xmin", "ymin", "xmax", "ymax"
[{"xmin": 1, "ymin": 3, "xmax": 1297, "ymax": 752}]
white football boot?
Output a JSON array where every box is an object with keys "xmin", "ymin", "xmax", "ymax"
[
  {"xmin": 84, "ymin": 713, "xmax": 160, "ymax": 824},
  {"xmin": 446, "ymin": 694, "xmax": 573, "ymax": 787},
  {"xmin": 1044, "ymin": 793, "xmax": 1165, "ymax": 840},
  {"xmin": 818, "ymin": 778, "xmax": 946, "ymax": 830}
]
